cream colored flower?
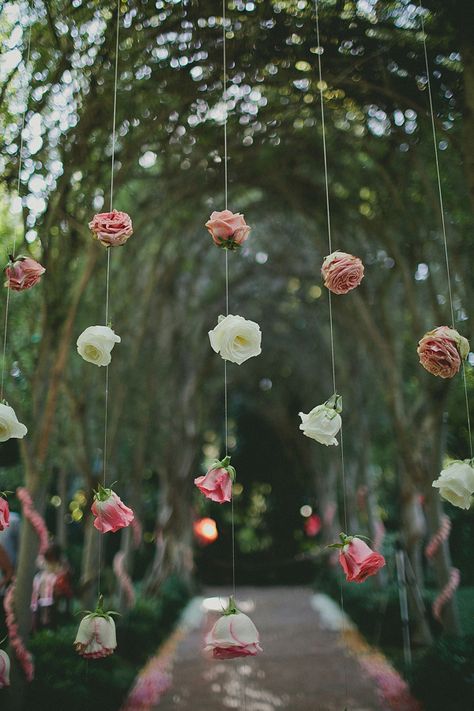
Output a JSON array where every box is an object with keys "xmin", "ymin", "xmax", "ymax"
[
  {"xmin": 299, "ymin": 402, "xmax": 342, "ymax": 446},
  {"xmin": 432, "ymin": 460, "xmax": 474, "ymax": 509},
  {"xmin": 77, "ymin": 326, "xmax": 121, "ymax": 366},
  {"xmin": 209, "ymin": 314, "xmax": 262, "ymax": 365},
  {"xmin": 74, "ymin": 613, "xmax": 117, "ymax": 659},
  {"xmin": 0, "ymin": 403, "xmax": 27, "ymax": 442}
]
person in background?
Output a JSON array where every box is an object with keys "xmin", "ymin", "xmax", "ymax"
[{"xmin": 31, "ymin": 542, "xmax": 73, "ymax": 631}]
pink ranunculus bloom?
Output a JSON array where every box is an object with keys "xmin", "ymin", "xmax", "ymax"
[
  {"xmin": 91, "ymin": 487, "xmax": 134, "ymax": 533},
  {"xmin": 321, "ymin": 250, "xmax": 364, "ymax": 295},
  {"xmin": 5, "ymin": 256, "xmax": 45, "ymax": 291},
  {"xmin": 417, "ymin": 326, "xmax": 470, "ymax": 379},
  {"xmin": 0, "ymin": 497, "xmax": 10, "ymax": 531},
  {"xmin": 194, "ymin": 467, "xmax": 232, "ymax": 504},
  {"xmin": 0, "ymin": 650, "xmax": 10, "ymax": 689},
  {"xmin": 89, "ymin": 209, "xmax": 133, "ymax": 247},
  {"xmin": 339, "ymin": 536, "xmax": 386, "ymax": 583},
  {"xmin": 74, "ymin": 613, "xmax": 117, "ymax": 659},
  {"xmin": 205, "ymin": 210, "xmax": 251, "ymax": 250},
  {"xmin": 205, "ymin": 611, "xmax": 262, "ymax": 660}
]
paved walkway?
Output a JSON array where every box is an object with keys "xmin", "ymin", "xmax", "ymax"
[{"xmin": 158, "ymin": 587, "xmax": 383, "ymax": 711}]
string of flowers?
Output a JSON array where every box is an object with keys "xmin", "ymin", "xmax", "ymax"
[
  {"xmin": 424, "ymin": 514, "xmax": 460, "ymax": 621},
  {"xmin": 113, "ymin": 551, "xmax": 135, "ymax": 609},
  {"xmin": 3, "ymin": 581, "xmax": 34, "ymax": 682},
  {"xmin": 16, "ymin": 486, "xmax": 49, "ymax": 556}
]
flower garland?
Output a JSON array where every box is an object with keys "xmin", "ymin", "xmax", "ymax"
[
  {"xmin": 16, "ymin": 486, "xmax": 49, "ymax": 555},
  {"xmin": 113, "ymin": 551, "xmax": 135, "ymax": 609},
  {"xmin": 3, "ymin": 581, "xmax": 34, "ymax": 682},
  {"xmin": 424, "ymin": 514, "xmax": 460, "ymax": 622}
]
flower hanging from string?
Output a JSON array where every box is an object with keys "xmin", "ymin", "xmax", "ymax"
[
  {"xmin": 89, "ymin": 210, "xmax": 133, "ymax": 247},
  {"xmin": 432, "ymin": 459, "xmax": 474, "ymax": 510},
  {"xmin": 0, "ymin": 649, "xmax": 10, "ymax": 689},
  {"xmin": 77, "ymin": 325, "xmax": 121, "ymax": 366},
  {"xmin": 209, "ymin": 314, "xmax": 262, "ymax": 365},
  {"xmin": 0, "ymin": 494, "xmax": 10, "ymax": 531},
  {"xmin": 417, "ymin": 326, "xmax": 469, "ymax": 378},
  {"xmin": 194, "ymin": 455, "xmax": 235, "ymax": 503},
  {"xmin": 4, "ymin": 255, "xmax": 45, "ymax": 291},
  {"xmin": 74, "ymin": 595, "xmax": 118, "ymax": 659},
  {"xmin": 92, "ymin": 484, "xmax": 134, "ymax": 533},
  {"xmin": 205, "ymin": 597, "xmax": 262, "ymax": 659},
  {"xmin": 330, "ymin": 533, "xmax": 386, "ymax": 583},
  {"xmin": 321, "ymin": 251, "xmax": 364, "ymax": 295},
  {"xmin": 205, "ymin": 210, "xmax": 250, "ymax": 250},
  {"xmin": 298, "ymin": 393, "xmax": 342, "ymax": 446},
  {"xmin": 0, "ymin": 402, "xmax": 27, "ymax": 442}
]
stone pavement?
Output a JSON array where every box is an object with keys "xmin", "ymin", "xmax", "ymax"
[{"xmin": 157, "ymin": 586, "xmax": 383, "ymax": 711}]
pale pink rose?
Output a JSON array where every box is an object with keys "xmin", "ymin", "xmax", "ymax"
[
  {"xmin": 0, "ymin": 650, "xmax": 10, "ymax": 689},
  {"xmin": 205, "ymin": 611, "xmax": 262, "ymax": 660},
  {"xmin": 417, "ymin": 326, "xmax": 469, "ymax": 378},
  {"xmin": 339, "ymin": 536, "xmax": 386, "ymax": 583},
  {"xmin": 205, "ymin": 210, "xmax": 251, "ymax": 249},
  {"xmin": 91, "ymin": 487, "xmax": 134, "ymax": 533},
  {"xmin": 0, "ymin": 497, "xmax": 10, "ymax": 531},
  {"xmin": 89, "ymin": 209, "xmax": 133, "ymax": 247},
  {"xmin": 321, "ymin": 250, "xmax": 364, "ymax": 295},
  {"xmin": 194, "ymin": 467, "xmax": 232, "ymax": 504},
  {"xmin": 5, "ymin": 256, "xmax": 45, "ymax": 291},
  {"xmin": 74, "ymin": 613, "xmax": 117, "ymax": 659}
]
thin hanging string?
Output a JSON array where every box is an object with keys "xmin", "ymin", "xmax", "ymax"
[
  {"xmin": 1, "ymin": 22, "xmax": 33, "ymax": 402},
  {"xmin": 222, "ymin": 0, "xmax": 236, "ymax": 602},
  {"xmin": 418, "ymin": 2, "xmax": 473, "ymax": 459},
  {"xmin": 98, "ymin": 0, "xmax": 121, "ymax": 597},
  {"xmin": 314, "ymin": 2, "xmax": 349, "ymax": 706}
]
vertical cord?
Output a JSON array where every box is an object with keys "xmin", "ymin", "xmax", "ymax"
[
  {"xmin": 314, "ymin": 1, "xmax": 349, "ymax": 705},
  {"xmin": 1, "ymin": 22, "xmax": 32, "ymax": 401},
  {"xmin": 98, "ymin": 0, "xmax": 121, "ymax": 597},
  {"xmin": 222, "ymin": 0, "xmax": 236, "ymax": 602},
  {"xmin": 419, "ymin": 2, "xmax": 473, "ymax": 459}
]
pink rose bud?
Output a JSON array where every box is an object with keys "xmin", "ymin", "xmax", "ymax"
[
  {"xmin": 338, "ymin": 535, "xmax": 386, "ymax": 583},
  {"xmin": 321, "ymin": 250, "xmax": 364, "ymax": 295},
  {"xmin": 194, "ymin": 456, "xmax": 235, "ymax": 504},
  {"xmin": 205, "ymin": 599, "xmax": 262, "ymax": 660},
  {"xmin": 74, "ymin": 597, "xmax": 117, "ymax": 659},
  {"xmin": 205, "ymin": 210, "xmax": 251, "ymax": 250},
  {"xmin": 0, "ymin": 650, "xmax": 10, "ymax": 689},
  {"xmin": 417, "ymin": 326, "xmax": 470, "ymax": 379},
  {"xmin": 91, "ymin": 486, "xmax": 134, "ymax": 533},
  {"xmin": 0, "ymin": 497, "xmax": 10, "ymax": 531},
  {"xmin": 89, "ymin": 209, "xmax": 133, "ymax": 247},
  {"xmin": 4, "ymin": 255, "xmax": 45, "ymax": 291}
]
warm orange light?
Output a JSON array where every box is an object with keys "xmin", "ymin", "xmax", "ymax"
[{"xmin": 194, "ymin": 517, "xmax": 218, "ymax": 545}]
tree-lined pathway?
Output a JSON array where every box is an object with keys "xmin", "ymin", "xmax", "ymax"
[{"xmin": 158, "ymin": 587, "xmax": 383, "ymax": 711}]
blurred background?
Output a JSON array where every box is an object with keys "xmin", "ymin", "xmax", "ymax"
[{"xmin": 0, "ymin": 0, "xmax": 474, "ymax": 709}]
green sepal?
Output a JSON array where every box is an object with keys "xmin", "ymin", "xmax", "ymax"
[
  {"xmin": 0, "ymin": 490, "xmax": 13, "ymax": 499},
  {"xmin": 93, "ymin": 483, "xmax": 115, "ymax": 502},
  {"xmin": 222, "ymin": 595, "xmax": 239, "ymax": 616},
  {"xmin": 211, "ymin": 456, "xmax": 237, "ymax": 481},
  {"xmin": 80, "ymin": 594, "xmax": 120, "ymax": 621},
  {"xmin": 325, "ymin": 393, "xmax": 343, "ymax": 414}
]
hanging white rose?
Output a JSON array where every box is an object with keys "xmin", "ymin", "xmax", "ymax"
[
  {"xmin": 208, "ymin": 314, "xmax": 262, "ymax": 365},
  {"xmin": 0, "ymin": 403, "xmax": 27, "ymax": 442},
  {"xmin": 77, "ymin": 325, "xmax": 121, "ymax": 366},
  {"xmin": 74, "ymin": 598, "xmax": 117, "ymax": 659},
  {"xmin": 299, "ymin": 394, "xmax": 342, "ymax": 446},
  {"xmin": 432, "ymin": 460, "xmax": 474, "ymax": 510},
  {"xmin": 0, "ymin": 649, "xmax": 10, "ymax": 688}
]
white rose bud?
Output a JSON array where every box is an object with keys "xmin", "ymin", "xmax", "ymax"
[
  {"xmin": 209, "ymin": 314, "xmax": 262, "ymax": 365},
  {"xmin": 299, "ymin": 402, "xmax": 342, "ymax": 446},
  {"xmin": 74, "ymin": 613, "xmax": 117, "ymax": 659},
  {"xmin": 0, "ymin": 403, "xmax": 27, "ymax": 443},
  {"xmin": 77, "ymin": 325, "xmax": 121, "ymax": 367},
  {"xmin": 0, "ymin": 649, "xmax": 10, "ymax": 688},
  {"xmin": 432, "ymin": 460, "xmax": 474, "ymax": 510}
]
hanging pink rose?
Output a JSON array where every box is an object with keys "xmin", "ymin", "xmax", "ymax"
[
  {"xmin": 321, "ymin": 251, "xmax": 364, "ymax": 295},
  {"xmin": 0, "ymin": 497, "xmax": 10, "ymax": 531},
  {"xmin": 205, "ymin": 210, "xmax": 251, "ymax": 250},
  {"xmin": 338, "ymin": 535, "xmax": 385, "ymax": 583},
  {"xmin": 74, "ymin": 597, "xmax": 117, "ymax": 659},
  {"xmin": 5, "ymin": 255, "xmax": 45, "ymax": 291},
  {"xmin": 0, "ymin": 650, "xmax": 10, "ymax": 689},
  {"xmin": 194, "ymin": 456, "xmax": 235, "ymax": 503},
  {"xmin": 89, "ymin": 209, "xmax": 133, "ymax": 247},
  {"xmin": 205, "ymin": 599, "xmax": 262, "ymax": 659},
  {"xmin": 91, "ymin": 485, "xmax": 134, "ymax": 533},
  {"xmin": 417, "ymin": 326, "xmax": 469, "ymax": 378}
]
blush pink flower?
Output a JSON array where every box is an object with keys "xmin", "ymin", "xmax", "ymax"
[
  {"xmin": 89, "ymin": 209, "xmax": 133, "ymax": 247},
  {"xmin": 338, "ymin": 535, "xmax": 386, "ymax": 583},
  {"xmin": 74, "ymin": 597, "xmax": 117, "ymax": 659},
  {"xmin": 91, "ymin": 486, "xmax": 134, "ymax": 533},
  {"xmin": 194, "ymin": 456, "xmax": 235, "ymax": 504},
  {"xmin": 205, "ymin": 210, "xmax": 251, "ymax": 250},
  {"xmin": 0, "ymin": 650, "xmax": 10, "ymax": 689},
  {"xmin": 5, "ymin": 255, "xmax": 45, "ymax": 291},
  {"xmin": 205, "ymin": 601, "xmax": 262, "ymax": 660},
  {"xmin": 321, "ymin": 251, "xmax": 364, "ymax": 295},
  {"xmin": 0, "ymin": 497, "xmax": 10, "ymax": 531},
  {"xmin": 417, "ymin": 326, "xmax": 469, "ymax": 379}
]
